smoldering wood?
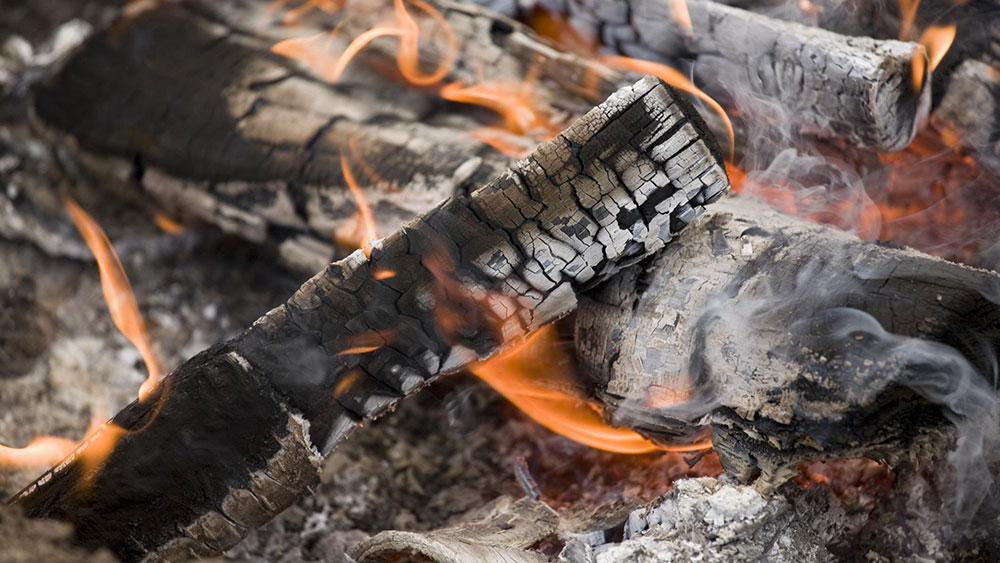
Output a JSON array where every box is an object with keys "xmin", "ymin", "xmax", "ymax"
[
  {"xmin": 468, "ymin": 0, "xmax": 931, "ymax": 151},
  {"xmin": 12, "ymin": 76, "xmax": 730, "ymax": 562},
  {"xmin": 933, "ymin": 59, "xmax": 1000, "ymax": 176},
  {"xmin": 575, "ymin": 197, "xmax": 1000, "ymax": 491}
]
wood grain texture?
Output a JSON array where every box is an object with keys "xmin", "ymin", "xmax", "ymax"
[{"xmin": 12, "ymin": 75, "xmax": 730, "ymax": 562}]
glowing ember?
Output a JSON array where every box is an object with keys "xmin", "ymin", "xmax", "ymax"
[
  {"xmin": 373, "ymin": 269, "xmax": 397, "ymax": 280},
  {"xmin": 470, "ymin": 326, "xmax": 709, "ymax": 454},
  {"xmin": 65, "ymin": 198, "xmax": 162, "ymax": 400}
]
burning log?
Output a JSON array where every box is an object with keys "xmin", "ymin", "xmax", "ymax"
[
  {"xmin": 474, "ymin": 0, "xmax": 931, "ymax": 151},
  {"xmin": 11, "ymin": 75, "xmax": 730, "ymax": 561},
  {"xmin": 575, "ymin": 196, "xmax": 1000, "ymax": 499},
  {"xmin": 30, "ymin": 1, "xmax": 516, "ymax": 273}
]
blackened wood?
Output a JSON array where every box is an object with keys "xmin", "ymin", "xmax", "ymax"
[
  {"xmin": 477, "ymin": 0, "xmax": 931, "ymax": 151},
  {"xmin": 12, "ymin": 76, "xmax": 730, "ymax": 562},
  {"xmin": 576, "ymin": 197, "xmax": 1000, "ymax": 491},
  {"xmin": 31, "ymin": 0, "xmax": 513, "ymax": 273}
]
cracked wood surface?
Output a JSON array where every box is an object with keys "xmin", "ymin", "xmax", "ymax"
[
  {"xmin": 12, "ymin": 75, "xmax": 730, "ymax": 562},
  {"xmin": 475, "ymin": 0, "xmax": 931, "ymax": 151},
  {"xmin": 575, "ymin": 197, "xmax": 1000, "ymax": 491},
  {"xmin": 31, "ymin": 0, "xmax": 515, "ymax": 273}
]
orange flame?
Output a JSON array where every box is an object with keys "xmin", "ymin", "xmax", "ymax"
[
  {"xmin": 272, "ymin": 0, "xmax": 456, "ymax": 85},
  {"xmin": 153, "ymin": 212, "xmax": 184, "ymax": 234},
  {"xmin": 268, "ymin": 0, "xmax": 344, "ymax": 25},
  {"xmin": 0, "ymin": 407, "xmax": 123, "ymax": 477},
  {"xmin": 340, "ymin": 153, "xmax": 378, "ymax": 257},
  {"xmin": 670, "ymin": 0, "xmax": 693, "ymax": 35},
  {"xmin": 920, "ymin": 24, "xmax": 956, "ymax": 72},
  {"xmin": 470, "ymin": 327, "xmax": 707, "ymax": 454},
  {"xmin": 335, "ymin": 329, "xmax": 396, "ymax": 356},
  {"xmin": 910, "ymin": 24, "xmax": 955, "ymax": 92},
  {"xmin": 898, "ymin": 0, "xmax": 920, "ymax": 39},
  {"xmin": 65, "ymin": 199, "xmax": 162, "ymax": 400},
  {"xmin": 0, "ymin": 437, "xmax": 78, "ymax": 469},
  {"xmin": 599, "ymin": 56, "xmax": 735, "ymax": 159},
  {"xmin": 440, "ymin": 79, "xmax": 559, "ymax": 138}
]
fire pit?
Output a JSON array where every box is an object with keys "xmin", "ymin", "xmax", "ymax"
[{"xmin": 1, "ymin": 0, "xmax": 999, "ymax": 561}]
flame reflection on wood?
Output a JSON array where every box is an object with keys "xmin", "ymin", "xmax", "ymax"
[{"xmin": 470, "ymin": 326, "xmax": 708, "ymax": 454}]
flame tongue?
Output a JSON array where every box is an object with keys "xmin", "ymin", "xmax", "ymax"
[
  {"xmin": 469, "ymin": 327, "xmax": 707, "ymax": 455},
  {"xmin": 65, "ymin": 198, "xmax": 162, "ymax": 400}
]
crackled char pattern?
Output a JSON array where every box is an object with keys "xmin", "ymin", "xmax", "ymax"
[{"xmin": 16, "ymin": 76, "xmax": 729, "ymax": 562}]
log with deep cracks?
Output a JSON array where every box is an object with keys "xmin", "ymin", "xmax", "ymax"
[{"xmin": 10, "ymin": 76, "xmax": 729, "ymax": 562}]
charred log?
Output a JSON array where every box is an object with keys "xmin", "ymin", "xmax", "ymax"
[
  {"xmin": 575, "ymin": 197, "xmax": 1000, "ymax": 497},
  {"xmin": 469, "ymin": 0, "xmax": 931, "ymax": 151},
  {"xmin": 11, "ymin": 76, "xmax": 730, "ymax": 561}
]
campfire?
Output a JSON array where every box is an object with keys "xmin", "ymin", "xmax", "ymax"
[{"xmin": 1, "ymin": 0, "xmax": 999, "ymax": 560}]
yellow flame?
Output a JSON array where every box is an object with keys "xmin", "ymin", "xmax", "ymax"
[
  {"xmin": 921, "ymin": 24, "xmax": 956, "ymax": 71},
  {"xmin": 600, "ymin": 56, "xmax": 735, "ymax": 159},
  {"xmin": 65, "ymin": 198, "xmax": 162, "ymax": 400}
]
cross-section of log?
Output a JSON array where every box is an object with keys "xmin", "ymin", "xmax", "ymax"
[
  {"xmin": 575, "ymin": 197, "xmax": 1000, "ymax": 497},
  {"xmin": 11, "ymin": 76, "xmax": 729, "ymax": 562},
  {"xmin": 501, "ymin": 0, "xmax": 931, "ymax": 150}
]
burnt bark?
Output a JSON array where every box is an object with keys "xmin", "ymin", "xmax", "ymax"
[
  {"xmin": 11, "ymin": 76, "xmax": 729, "ymax": 562},
  {"xmin": 576, "ymin": 197, "xmax": 1000, "ymax": 491},
  {"xmin": 470, "ymin": 0, "xmax": 931, "ymax": 151}
]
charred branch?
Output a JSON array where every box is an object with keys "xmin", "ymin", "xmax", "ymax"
[
  {"xmin": 575, "ymin": 197, "xmax": 1000, "ymax": 492},
  {"xmin": 11, "ymin": 76, "xmax": 729, "ymax": 562}
]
